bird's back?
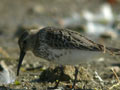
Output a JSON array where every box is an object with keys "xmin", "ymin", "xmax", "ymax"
[{"xmin": 37, "ymin": 27, "xmax": 103, "ymax": 51}]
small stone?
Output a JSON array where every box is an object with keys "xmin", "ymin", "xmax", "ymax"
[
  {"xmin": 39, "ymin": 65, "xmax": 92, "ymax": 82},
  {"xmin": 28, "ymin": 5, "xmax": 45, "ymax": 14},
  {"xmin": 34, "ymin": 75, "xmax": 38, "ymax": 79},
  {"xmin": 97, "ymin": 57, "xmax": 105, "ymax": 62},
  {"xmin": 25, "ymin": 64, "xmax": 31, "ymax": 68},
  {"xmin": 0, "ymin": 61, "xmax": 16, "ymax": 85}
]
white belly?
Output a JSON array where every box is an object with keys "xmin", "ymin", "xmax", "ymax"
[{"xmin": 48, "ymin": 49, "xmax": 104, "ymax": 65}]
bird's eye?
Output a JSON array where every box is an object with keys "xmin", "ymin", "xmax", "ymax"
[{"xmin": 23, "ymin": 40, "xmax": 27, "ymax": 45}]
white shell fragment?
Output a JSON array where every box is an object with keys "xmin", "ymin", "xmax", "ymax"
[{"xmin": 0, "ymin": 61, "xmax": 16, "ymax": 85}]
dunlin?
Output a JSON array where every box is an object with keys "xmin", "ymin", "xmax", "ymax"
[{"xmin": 17, "ymin": 26, "xmax": 120, "ymax": 89}]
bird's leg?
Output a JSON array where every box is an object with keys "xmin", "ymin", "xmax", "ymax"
[
  {"xmin": 54, "ymin": 65, "xmax": 64, "ymax": 89},
  {"xmin": 72, "ymin": 66, "xmax": 78, "ymax": 89}
]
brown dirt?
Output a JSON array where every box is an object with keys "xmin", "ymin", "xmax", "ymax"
[{"xmin": 1, "ymin": 0, "xmax": 120, "ymax": 90}]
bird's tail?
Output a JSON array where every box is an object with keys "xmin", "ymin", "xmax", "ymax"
[{"xmin": 97, "ymin": 44, "xmax": 120, "ymax": 56}]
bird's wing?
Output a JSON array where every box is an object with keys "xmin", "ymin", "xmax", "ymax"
[{"xmin": 42, "ymin": 27, "xmax": 104, "ymax": 51}]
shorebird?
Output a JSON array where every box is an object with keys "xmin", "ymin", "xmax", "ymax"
[{"xmin": 17, "ymin": 26, "xmax": 120, "ymax": 89}]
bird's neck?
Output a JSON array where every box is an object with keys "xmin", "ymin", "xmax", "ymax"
[{"xmin": 27, "ymin": 33, "xmax": 37, "ymax": 51}]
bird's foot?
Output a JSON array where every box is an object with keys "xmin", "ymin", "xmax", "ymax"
[
  {"xmin": 72, "ymin": 66, "xmax": 78, "ymax": 90},
  {"xmin": 48, "ymin": 65, "xmax": 64, "ymax": 89}
]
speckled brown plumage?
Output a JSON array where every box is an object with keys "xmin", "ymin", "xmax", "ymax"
[
  {"xmin": 35, "ymin": 27, "xmax": 104, "ymax": 50},
  {"xmin": 17, "ymin": 26, "xmax": 120, "ymax": 75}
]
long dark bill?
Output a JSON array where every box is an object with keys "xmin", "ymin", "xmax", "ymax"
[{"xmin": 17, "ymin": 50, "xmax": 26, "ymax": 76}]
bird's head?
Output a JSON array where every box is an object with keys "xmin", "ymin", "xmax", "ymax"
[{"xmin": 17, "ymin": 31, "xmax": 29, "ymax": 76}]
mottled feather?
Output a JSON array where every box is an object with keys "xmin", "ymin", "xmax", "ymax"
[{"xmin": 37, "ymin": 27, "xmax": 104, "ymax": 51}]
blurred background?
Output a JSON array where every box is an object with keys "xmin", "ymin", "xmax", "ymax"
[
  {"xmin": 1, "ymin": 0, "xmax": 120, "ymax": 57},
  {"xmin": 1, "ymin": 0, "xmax": 120, "ymax": 89}
]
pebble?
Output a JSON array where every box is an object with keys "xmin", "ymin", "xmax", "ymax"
[
  {"xmin": 28, "ymin": 5, "xmax": 45, "ymax": 14},
  {"xmin": 48, "ymin": 87, "xmax": 64, "ymax": 90},
  {"xmin": 0, "ymin": 60, "xmax": 16, "ymax": 85},
  {"xmin": 40, "ymin": 65, "xmax": 92, "ymax": 82}
]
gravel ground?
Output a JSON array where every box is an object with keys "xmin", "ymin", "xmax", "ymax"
[{"xmin": 1, "ymin": 0, "xmax": 120, "ymax": 90}]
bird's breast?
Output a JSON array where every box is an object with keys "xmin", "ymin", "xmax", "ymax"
[{"xmin": 48, "ymin": 49, "xmax": 103, "ymax": 65}]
